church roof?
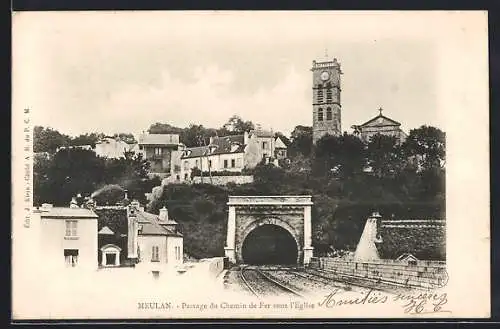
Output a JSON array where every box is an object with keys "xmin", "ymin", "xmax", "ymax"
[{"xmin": 358, "ymin": 111, "xmax": 402, "ymax": 128}]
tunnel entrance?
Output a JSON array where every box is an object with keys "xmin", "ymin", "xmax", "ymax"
[{"xmin": 241, "ymin": 224, "xmax": 298, "ymax": 265}]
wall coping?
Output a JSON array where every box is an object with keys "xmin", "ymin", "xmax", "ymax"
[{"xmin": 227, "ymin": 195, "xmax": 313, "ymax": 206}]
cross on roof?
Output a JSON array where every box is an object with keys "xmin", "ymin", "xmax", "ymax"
[{"xmin": 378, "ymin": 107, "xmax": 383, "ymax": 116}]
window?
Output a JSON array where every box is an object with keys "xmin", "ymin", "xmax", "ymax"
[
  {"xmin": 151, "ymin": 246, "xmax": 159, "ymax": 262},
  {"xmin": 184, "ymin": 161, "xmax": 189, "ymax": 170},
  {"xmin": 317, "ymin": 88, "xmax": 324, "ymax": 103},
  {"xmin": 208, "ymin": 160, "xmax": 212, "ymax": 168},
  {"xmin": 224, "ymin": 160, "xmax": 228, "ymax": 168},
  {"xmin": 154, "ymin": 148, "xmax": 162, "ymax": 156},
  {"xmin": 326, "ymin": 107, "xmax": 332, "ymax": 120},
  {"xmin": 65, "ymin": 220, "xmax": 78, "ymax": 237},
  {"xmin": 318, "ymin": 108, "xmax": 324, "ymax": 121},
  {"xmin": 262, "ymin": 142, "xmax": 268, "ymax": 149},
  {"xmin": 195, "ymin": 159, "xmax": 199, "ymax": 167},
  {"xmin": 152, "ymin": 271, "xmax": 160, "ymax": 279},
  {"xmin": 64, "ymin": 249, "xmax": 78, "ymax": 267},
  {"xmin": 231, "ymin": 159, "xmax": 235, "ymax": 168},
  {"xmin": 326, "ymin": 88, "xmax": 332, "ymax": 102},
  {"xmin": 184, "ymin": 173, "xmax": 189, "ymax": 180}
]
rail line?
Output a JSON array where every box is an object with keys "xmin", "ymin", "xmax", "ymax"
[{"xmin": 239, "ymin": 266, "xmax": 304, "ymax": 299}]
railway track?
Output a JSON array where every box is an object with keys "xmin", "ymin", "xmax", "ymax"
[{"xmin": 239, "ymin": 266, "xmax": 304, "ymax": 299}]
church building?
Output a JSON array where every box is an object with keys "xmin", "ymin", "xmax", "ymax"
[{"xmin": 351, "ymin": 108, "xmax": 408, "ymax": 144}]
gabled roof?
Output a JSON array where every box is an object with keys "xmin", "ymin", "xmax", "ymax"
[
  {"xmin": 359, "ymin": 114, "xmax": 401, "ymax": 128},
  {"xmin": 181, "ymin": 135, "xmax": 246, "ymax": 159},
  {"xmin": 136, "ymin": 211, "xmax": 182, "ymax": 237},
  {"xmin": 138, "ymin": 133, "xmax": 180, "ymax": 146},
  {"xmin": 275, "ymin": 136, "xmax": 287, "ymax": 149},
  {"xmin": 98, "ymin": 226, "xmax": 115, "ymax": 235}
]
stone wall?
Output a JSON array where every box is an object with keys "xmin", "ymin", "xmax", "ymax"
[
  {"xmin": 199, "ymin": 257, "xmax": 225, "ymax": 278},
  {"xmin": 378, "ymin": 219, "xmax": 446, "ymax": 261},
  {"xmin": 192, "ymin": 175, "xmax": 254, "ymax": 186},
  {"xmin": 310, "ymin": 257, "xmax": 447, "ymax": 290}
]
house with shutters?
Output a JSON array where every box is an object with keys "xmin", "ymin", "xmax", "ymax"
[
  {"xmin": 177, "ymin": 129, "xmax": 288, "ymax": 183},
  {"xmin": 33, "ymin": 199, "xmax": 99, "ymax": 271},
  {"xmin": 87, "ymin": 194, "xmax": 183, "ymax": 277},
  {"xmin": 351, "ymin": 108, "xmax": 408, "ymax": 144},
  {"xmin": 137, "ymin": 133, "xmax": 181, "ymax": 176}
]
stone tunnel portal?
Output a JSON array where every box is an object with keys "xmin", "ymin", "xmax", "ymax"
[{"xmin": 224, "ymin": 196, "xmax": 314, "ymax": 266}]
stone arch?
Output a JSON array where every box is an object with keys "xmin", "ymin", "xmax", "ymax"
[
  {"xmin": 238, "ymin": 217, "xmax": 301, "ymax": 264},
  {"xmin": 224, "ymin": 196, "xmax": 314, "ymax": 265}
]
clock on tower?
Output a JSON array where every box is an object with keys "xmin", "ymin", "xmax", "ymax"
[{"xmin": 311, "ymin": 57, "xmax": 342, "ymax": 144}]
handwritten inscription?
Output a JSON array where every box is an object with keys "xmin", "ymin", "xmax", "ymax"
[
  {"xmin": 317, "ymin": 289, "xmax": 449, "ymax": 315},
  {"xmin": 393, "ymin": 291, "xmax": 448, "ymax": 315},
  {"xmin": 319, "ymin": 288, "xmax": 388, "ymax": 307}
]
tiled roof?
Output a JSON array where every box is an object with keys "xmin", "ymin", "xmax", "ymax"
[
  {"xmin": 39, "ymin": 207, "xmax": 98, "ymax": 219},
  {"xmin": 138, "ymin": 133, "xmax": 180, "ymax": 146},
  {"xmin": 136, "ymin": 211, "xmax": 182, "ymax": 237},
  {"xmin": 181, "ymin": 135, "xmax": 246, "ymax": 159}
]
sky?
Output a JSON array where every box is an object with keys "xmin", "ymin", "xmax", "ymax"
[{"xmin": 13, "ymin": 11, "xmax": 479, "ymax": 138}]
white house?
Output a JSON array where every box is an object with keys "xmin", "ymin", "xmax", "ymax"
[
  {"xmin": 34, "ymin": 199, "xmax": 99, "ymax": 271},
  {"xmin": 135, "ymin": 205, "xmax": 183, "ymax": 279},
  {"xmin": 94, "ymin": 137, "xmax": 136, "ymax": 159},
  {"xmin": 178, "ymin": 129, "xmax": 287, "ymax": 183}
]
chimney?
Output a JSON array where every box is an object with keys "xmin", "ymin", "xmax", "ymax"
[
  {"xmin": 70, "ymin": 197, "xmax": 78, "ymax": 208},
  {"xmin": 209, "ymin": 136, "xmax": 214, "ymax": 145},
  {"xmin": 244, "ymin": 131, "xmax": 249, "ymax": 145},
  {"xmin": 159, "ymin": 206, "xmax": 168, "ymax": 223},
  {"xmin": 124, "ymin": 189, "xmax": 129, "ymax": 201},
  {"xmin": 128, "ymin": 203, "xmax": 138, "ymax": 259}
]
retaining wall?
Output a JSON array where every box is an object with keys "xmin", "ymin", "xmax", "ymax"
[
  {"xmin": 310, "ymin": 257, "xmax": 447, "ymax": 290},
  {"xmin": 192, "ymin": 175, "xmax": 254, "ymax": 185}
]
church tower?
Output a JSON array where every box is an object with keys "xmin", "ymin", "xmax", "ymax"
[{"xmin": 311, "ymin": 57, "xmax": 342, "ymax": 144}]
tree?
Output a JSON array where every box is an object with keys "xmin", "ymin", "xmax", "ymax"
[
  {"xmin": 366, "ymin": 134, "xmax": 404, "ymax": 179},
  {"xmin": 92, "ymin": 184, "xmax": 126, "ymax": 205},
  {"xmin": 33, "ymin": 126, "xmax": 71, "ymax": 153},
  {"xmin": 402, "ymin": 125, "xmax": 446, "ymax": 171},
  {"xmin": 222, "ymin": 115, "xmax": 255, "ymax": 134},
  {"xmin": 313, "ymin": 133, "xmax": 366, "ymax": 179},
  {"xmin": 113, "ymin": 133, "xmax": 137, "ymax": 144},
  {"xmin": 72, "ymin": 132, "xmax": 104, "ymax": 147},
  {"xmin": 288, "ymin": 125, "xmax": 313, "ymax": 157},
  {"xmin": 34, "ymin": 149, "xmax": 107, "ymax": 206},
  {"xmin": 147, "ymin": 122, "xmax": 183, "ymax": 135}
]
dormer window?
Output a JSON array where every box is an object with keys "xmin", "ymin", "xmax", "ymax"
[{"xmin": 230, "ymin": 144, "xmax": 239, "ymax": 152}]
